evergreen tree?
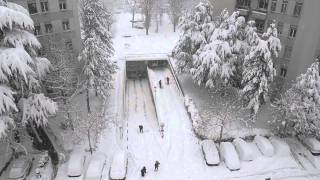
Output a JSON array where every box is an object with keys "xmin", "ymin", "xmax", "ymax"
[
  {"xmin": 191, "ymin": 10, "xmax": 246, "ymax": 89},
  {"xmin": 79, "ymin": 0, "xmax": 117, "ymax": 113},
  {"xmin": 271, "ymin": 60, "xmax": 320, "ymax": 138},
  {"xmin": 0, "ymin": 1, "xmax": 57, "ymax": 137},
  {"xmin": 241, "ymin": 21, "xmax": 281, "ymax": 115},
  {"xmin": 172, "ymin": 2, "xmax": 215, "ymax": 73}
]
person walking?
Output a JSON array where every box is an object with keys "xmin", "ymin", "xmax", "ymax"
[
  {"xmin": 139, "ymin": 125, "xmax": 143, "ymax": 133},
  {"xmin": 159, "ymin": 80, "xmax": 162, "ymax": 88},
  {"xmin": 154, "ymin": 160, "xmax": 160, "ymax": 171},
  {"xmin": 141, "ymin": 166, "xmax": 147, "ymax": 177},
  {"xmin": 166, "ymin": 76, "xmax": 170, "ymax": 85}
]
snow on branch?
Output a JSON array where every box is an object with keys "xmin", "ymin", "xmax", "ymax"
[
  {"xmin": 0, "ymin": 5, "xmax": 34, "ymax": 30},
  {"xmin": 0, "ymin": 85, "xmax": 17, "ymax": 114},
  {"xmin": 0, "ymin": 47, "xmax": 34, "ymax": 82},
  {"xmin": 21, "ymin": 94, "xmax": 57, "ymax": 127},
  {"xmin": 3, "ymin": 29, "xmax": 41, "ymax": 48}
]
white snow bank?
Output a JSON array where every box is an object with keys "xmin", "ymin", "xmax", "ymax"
[
  {"xmin": 269, "ymin": 136, "xmax": 291, "ymax": 156},
  {"xmin": 201, "ymin": 140, "xmax": 220, "ymax": 165},
  {"xmin": 254, "ymin": 136, "xmax": 274, "ymax": 157},
  {"xmin": 220, "ymin": 142, "xmax": 241, "ymax": 171},
  {"xmin": 233, "ymin": 138, "xmax": 255, "ymax": 161},
  {"xmin": 110, "ymin": 151, "xmax": 128, "ymax": 179},
  {"xmin": 301, "ymin": 137, "xmax": 320, "ymax": 154}
]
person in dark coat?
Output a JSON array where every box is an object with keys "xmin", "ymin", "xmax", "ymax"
[
  {"xmin": 159, "ymin": 80, "xmax": 162, "ymax": 88},
  {"xmin": 141, "ymin": 166, "xmax": 147, "ymax": 177},
  {"xmin": 166, "ymin": 76, "xmax": 170, "ymax": 85},
  {"xmin": 154, "ymin": 160, "xmax": 160, "ymax": 171},
  {"xmin": 139, "ymin": 125, "xmax": 143, "ymax": 133}
]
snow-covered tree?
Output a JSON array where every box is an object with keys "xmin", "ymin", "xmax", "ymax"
[
  {"xmin": 72, "ymin": 112, "xmax": 106, "ymax": 154},
  {"xmin": 172, "ymin": 2, "xmax": 215, "ymax": 73},
  {"xmin": 0, "ymin": 1, "xmax": 57, "ymax": 137},
  {"xmin": 241, "ymin": 21, "xmax": 281, "ymax": 115},
  {"xmin": 79, "ymin": 0, "xmax": 117, "ymax": 113},
  {"xmin": 271, "ymin": 60, "xmax": 320, "ymax": 138},
  {"xmin": 143, "ymin": 0, "xmax": 154, "ymax": 35},
  {"xmin": 169, "ymin": 0, "xmax": 183, "ymax": 32},
  {"xmin": 191, "ymin": 10, "xmax": 246, "ymax": 89}
]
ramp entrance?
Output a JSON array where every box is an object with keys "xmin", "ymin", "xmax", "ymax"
[{"xmin": 125, "ymin": 60, "xmax": 168, "ymax": 79}]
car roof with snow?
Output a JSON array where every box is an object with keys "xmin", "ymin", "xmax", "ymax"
[
  {"xmin": 220, "ymin": 142, "xmax": 241, "ymax": 170},
  {"xmin": 302, "ymin": 137, "xmax": 320, "ymax": 152},
  {"xmin": 233, "ymin": 138, "xmax": 255, "ymax": 161},
  {"xmin": 67, "ymin": 151, "xmax": 85, "ymax": 177},
  {"xmin": 110, "ymin": 151, "xmax": 127, "ymax": 179},
  {"xmin": 254, "ymin": 136, "xmax": 274, "ymax": 157},
  {"xmin": 201, "ymin": 140, "xmax": 219, "ymax": 165},
  {"xmin": 85, "ymin": 153, "xmax": 106, "ymax": 179}
]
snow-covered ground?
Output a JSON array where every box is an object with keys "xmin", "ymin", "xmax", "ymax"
[{"xmin": 55, "ymin": 5, "xmax": 320, "ymax": 180}]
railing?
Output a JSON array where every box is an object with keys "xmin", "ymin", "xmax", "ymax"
[{"xmin": 167, "ymin": 56, "xmax": 185, "ymax": 97}]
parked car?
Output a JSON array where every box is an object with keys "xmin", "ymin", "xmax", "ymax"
[
  {"xmin": 84, "ymin": 153, "xmax": 107, "ymax": 180},
  {"xmin": 8, "ymin": 156, "xmax": 32, "ymax": 180},
  {"xmin": 109, "ymin": 151, "xmax": 128, "ymax": 180},
  {"xmin": 220, "ymin": 142, "xmax": 241, "ymax": 171},
  {"xmin": 269, "ymin": 136, "xmax": 291, "ymax": 156},
  {"xmin": 301, "ymin": 137, "xmax": 320, "ymax": 155},
  {"xmin": 233, "ymin": 138, "xmax": 255, "ymax": 161},
  {"xmin": 201, "ymin": 140, "xmax": 220, "ymax": 166},
  {"xmin": 254, "ymin": 136, "xmax": 274, "ymax": 157},
  {"xmin": 67, "ymin": 151, "xmax": 86, "ymax": 178}
]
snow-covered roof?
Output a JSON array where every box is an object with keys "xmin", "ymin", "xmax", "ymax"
[
  {"xmin": 110, "ymin": 151, "xmax": 127, "ymax": 179},
  {"xmin": 67, "ymin": 151, "xmax": 85, "ymax": 177},
  {"xmin": 201, "ymin": 140, "xmax": 220, "ymax": 165},
  {"xmin": 85, "ymin": 153, "xmax": 106, "ymax": 179},
  {"xmin": 125, "ymin": 53, "xmax": 168, "ymax": 61}
]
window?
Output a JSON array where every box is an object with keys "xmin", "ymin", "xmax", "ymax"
[
  {"xmin": 59, "ymin": 0, "xmax": 67, "ymax": 10},
  {"xmin": 281, "ymin": 0, "xmax": 288, "ymax": 13},
  {"xmin": 255, "ymin": 19, "xmax": 265, "ymax": 33},
  {"xmin": 62, "ymin": 20, "xmax": 70, "ymax": 31},
  {"xmin": 65, "ymin": 40, "xmax": 73, "ymax": 50},
  {"xmin": 40, "ymin": 0, "xmax": 49, "ymax": 12},
  {"xmin": 237, "ymin": 0, "xmax": 251, "ymax": 8},
  {"xmin": 34, "ymin": 24, "xmax": 41, "ymax": 35},
  {"xmin": 284, "ymin": 46, "xmax": 292, "ymax": 59},
  {"xmin": 271, "ymin": 0, "xmax": 277, "ymax": 12},
  {"xmin": 277, "ymin": 22, "xmax": 283, "ymax": 35},
  {"xmin": 45, "ymin": 23, "xmax": 53, "ymax": 33},
  {"xmin": 280, "ymin": 67, "xmax": 287, "ymax": 77},
  {"xmin": 258, "ymin": 0, "xmax": 268, "ymax": 10},
  {"xmin": 289, "ymin": 25, "xmax": 297, "ymax": 38},
  {"xmin": 293, "ymin": 2, "xmax": 303, "ymax": 16},
  {"xmin": 28, "ymin": 1, "xmax": 37, "ymax": 14}
]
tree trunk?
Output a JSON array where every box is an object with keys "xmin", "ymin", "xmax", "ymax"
[
  {"xmin": 173, "ymin": 22, "xmax": 176, "ymax": 32},
  {"xmin": 87, "ymin": 130, "xmax": 93, "ymax": 154},
  {"xmin": 131, "ymin": 9, "xmax": 135, "ymax": 28},
  {"xmin": 146, "ymin": 27, "xmax": 149, "ymax": 35},
  {"xmin": 86, "ymin": 88, "xmax": 91, "ymax": 114},
  {"xmin": 30, "ymin": 123, "xmax": 42, "ymax": 143}
]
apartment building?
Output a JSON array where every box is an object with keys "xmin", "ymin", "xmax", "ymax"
[
  {"xmin": 235, "ymin": 0, "xmax": 320, "ymax": 89},
  {"xmin": 9, "ymin": 0, "xmax": 81, "ymax": 56}
]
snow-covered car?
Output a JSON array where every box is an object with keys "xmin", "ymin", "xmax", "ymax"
[
  {"xmin": 201, "ymin": 140, "xmax": 220, "ymax": 166},
  {"xmin": 254, "ymin": 136, "xmax": 274, "ymax": 157},
  {"xmin": 233, "ymin": 138, "xmax": 255, "ymax": 161},
  {"xmin": 219, "ymin": 142, "xmax": 241, "ymax": 171},
  {"xmin": 109, "ymin": 151, "xmax": 128, "ymax": 180},
  {"xmin": 8, "ymin": 156, "xmax": 32, "ymax": 180},
  {"xmin": 269, "ymin": 136, "xmax": 291, "ymax": 156},
  {"xmin": 301, "ymin": 137, "xmax": 320, "ymax": 155},
  {"xmin": 67, "ymin": 151, "xmax": 86, "ymax": 178},
  {"xmin": 84, "ymin": 153, "xmax": 107, "ymax": 180}
]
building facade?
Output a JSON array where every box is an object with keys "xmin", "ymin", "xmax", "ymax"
[
  {"xmin": 9, "ymin": 0, "xmax": 81, "ymax": 56},
  {"xmin": 235, "ymin": 0, "xmax": 320, "ymax": 90}
]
